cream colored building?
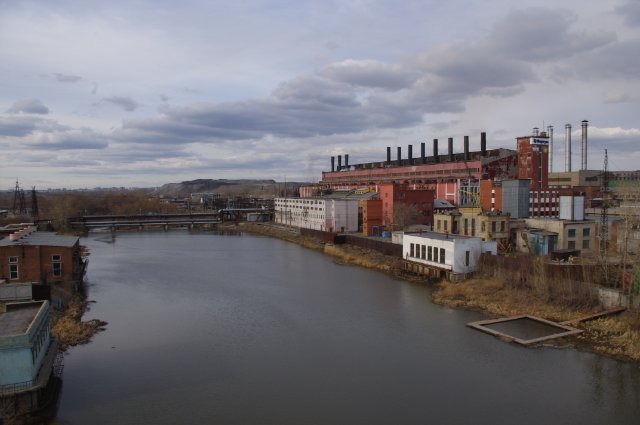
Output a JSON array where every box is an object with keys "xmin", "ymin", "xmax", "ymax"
[{"xmin": 524, "ymin": 218, "xmax": 597, "ymax": 253}]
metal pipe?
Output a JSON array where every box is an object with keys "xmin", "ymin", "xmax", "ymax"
[
  {"xmin": 408, "ymin": 145, "xmax": 413, "ymax": 165},
  {"xmin": 337, "ymin": 155, "xmax": 342, "ymax": 171},
  {"xmin": 448, "ymin": 137, "xmax": 454, "ymax": 162},
  {"xmin": 386, "ymin": 147, "xmax": 391, "ymax": 165},
  {"xmin": 397, "ymin": 147, "xmax": 402, "ymax": 166},
  {"xmin": 565, "ymin": 124, "xmax": 572, "ymax": 172},
  {"xmin": 331, "ymin": 156, "xmax": 335, "ymax": 172},
  {"xmin": 433, "ymin": 139, "xmax": 439, "ymax": 163},
  {"xmin": 421, "ymin": 142, "xmax": 426, "ymax": 164},
  {"xmin": 345, "ymin": 154, "xmax": 349, "ymax": 169},
  {"xmin": 547, "ymin": 125, "xmax": 554, "ymax": 173},
  {"xmin": 481, "ymin": 132, "xmax": 487, "ymax": 157},
  {"xmin": 464, "ymin": 136, "xmax": 469, "ymax": 160},
  {"xmin": 581, "ymin": 120, "xmax": 588, "ymax": 170}
]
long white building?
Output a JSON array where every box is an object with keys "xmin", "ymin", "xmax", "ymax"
[
  {"xmin": 403, "ymin": 232, "xmax": 496, "ymax": 281},
  {"xmin": 274, "ymin": 198, "xmax": 359, "ymax": 232}
]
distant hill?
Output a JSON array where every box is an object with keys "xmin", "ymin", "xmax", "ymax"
[{"xmin": 154, "ymin": 179, "xmax": 282, "ymax": 197}]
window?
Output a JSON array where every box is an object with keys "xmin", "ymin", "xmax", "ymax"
[
  {"xmin": 465, "ymin": 251, "xmax": 470, "ymax": 266},
  {"xmin": 410, "ymin": 243, "xmax": 415, "ymax": 257},
  {"xmin": 433, "ymin": 247, "xmax": 438, "ymax": 263},
  {"xmin": 568, "ymin": 229, "xmax": 576, "ymax": 237},
  {"xmin": 444, "ymin": 221, "xmax": 448, "ymax": 232},
  {"xmin": 428, "ymin": 246, "xmax": 432, "ymax": 261},
  {"xmin": 421, "ymin": 245, "xmax": 426, "ymax": 260},
  {"xmin": 52, "ymin": 254, "xmax": 62, "ymax": 277},
  {"xmin": 481, "ymin": 222, "xmax": 486, "ymax": 232},
  {"xmin": 437, "ymin": 220, "xmax": 441, "ymax": 231},
  {"xmin": 471, "ymin": 219, "xmax": 476, "ymax": 237},
  {"xmin": 9, "ymin": 256, "xmax": 18, "ymax": 280},
  {"xmin": 439, "ymin": 248, "xmax": 445, "ymax": 264},
  {"xmin": 491, "ymin": 221, "xmax": 496, "ymax": 233},
  {"xmin": 582, "ymin": 239, "xmax": 590, "ymax": 249},
  {"xmin": 464, "ymin": 219, "xmax": 468, "ymax": 235},
  {"xmin": 583, "ymin": 228, "xmax": 590, "ymax": 237},
  {"xmin": 500, "ymin": 221, "xmax": 505, "ymax": 232},
  {"xmin": 568, "ymin": 241, "xmax": 576, "ymax": 249}
]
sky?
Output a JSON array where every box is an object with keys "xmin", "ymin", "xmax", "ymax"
[{"xmin": 1, "ymin": 0, "xmax": 639, "ymax": 189}]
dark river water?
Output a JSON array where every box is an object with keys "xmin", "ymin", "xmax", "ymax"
[{"xmin": 55, "ymin": 231, "xmax": 640, "ymax": 424}]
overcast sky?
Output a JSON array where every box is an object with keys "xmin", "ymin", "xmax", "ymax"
[{"xmin": 1, "ymin": 0, "xmax": 639, "ymax": 189}]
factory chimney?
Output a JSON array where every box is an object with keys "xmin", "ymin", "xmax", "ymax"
[
  {"xmin": 386, "ymin": 147, "xmax": 391, "ymax": 165},
  {"xmin": 480, "ymin": 132, "xmax": 487, "ymax": 157},
  {"xmin": 397, "ymin": 147, "xmax": 402, "ymax": 166},
  {"xmin": 433, "ymin": 139, "xmax": 439, "ymax": 163},
  {"xmin": 565, "ymin": 124, "xmax": 572, "ymax": 172},
  {"xmin": 331, "ymin": 156, "xmax": 335, "ymax": 172},
  {"xmin": 464, "ymin": 136, "xmax": 469, "ymax": 160},
  {"xmin": 547, "ymin": 125, "xmax": 554, "ymax": 173},
  {"xmin": 408, "ymin": 145, "xmax": 413, "ymax": 165},
  {"xmin": 345, "ymin": 154, "xmax": 349, "ymax": 169},
  {"xmin": 448, "ymin": 137, "xmax": 454, "ymax": 162},
  {"xmin": 581, "ymin": 120, "xmax": 588, "ymax": 170},
  {"xmin": 337, "ymin": 155, "xmax": 342, "ymax": 171},
  {"xmin": 421, "ymin": 142, "xmax": 426, "ymax": 164}
]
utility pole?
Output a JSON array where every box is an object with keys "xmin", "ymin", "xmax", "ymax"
[{"xmin": 600, "ymin": 150, "xmax": 611, "ymax": 285}]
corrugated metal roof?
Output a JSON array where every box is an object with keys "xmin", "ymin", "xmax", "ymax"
[{"xmin": 0, "ymin": 232, "xmax": 79, "ymax": 248}]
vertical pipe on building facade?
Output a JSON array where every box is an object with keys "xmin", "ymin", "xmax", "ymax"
[
  {"xmin": 433, "ymin": 139, "xmax": 439, "ymax": 163},
  {"xmin": 408, "ymin": 145, "xmax": 413, "ymax": 165},
  {"xmin": 331, "ymin": 156, "xmax": 335, "ymax": 172},
  {"xmin": 421, "ymin": 142, "xmax": 426, "ymax": 164},
  {"xmin": 581, "ymin": 120, "xmax": 588, "ymax": 170},
  {"xmin": 386, "ymin": 147, "xmax": 391, "ymax": 165},
  {"xmin": 481, "ymin": 132, "xmax": 487, "ymax": 157},
  {"xmin": 547, "ymin": 125, "xmax": 554, "ymax": 173},
  {"xmin": 397, "ymin": 147, "xmax": 402, "ymax": 166},
  {"xmin": 565, "ymin": 124, "xmax": 572, "ymax": 172},
  {"xmin": 448, "ymin": 137, "xmax": 454, "ymax": 162},
  {"xmin": 464, "ymin": 136, "xmax": 469, "ymax": 160}
]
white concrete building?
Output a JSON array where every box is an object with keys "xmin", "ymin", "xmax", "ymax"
[
  {"xmin": 274, "ymin": 198, "xmax": 359, "ymax": 232},
  {"xmin": 403, "ymin": 232, "xmax": 497, "ymax": 281}
]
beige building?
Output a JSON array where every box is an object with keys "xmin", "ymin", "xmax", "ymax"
[
  {"xmin": 434, "ymin": 207, "xmax": 510, "ymax": 249},
  {"xmin": 524, "ymin": 218, "xmax": 597, "ymax": 253}
]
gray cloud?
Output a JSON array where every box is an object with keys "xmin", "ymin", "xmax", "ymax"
[
  {"xmin": 53, "ymin": 73, "xmax": 82, "ymax": 83},
  {"xmin": 103, "ymin": 96, "xmax": 139, "ymax": 111},
  {"xmin": 0, "ymin": 116, "xmax": 66, "ymax": 137},
  {"xmin": 322, "ymin": 60, "xmax": 419, "ymax": 91},
  {"xmin": 617, "ymin": 1, "xmax": 640, "ymax": 26},
  {"xmin": 6, "ymin": 99, "xmax": 50, "ymax": 114},
  {"xmin": 489, "ymin": 8, "xmax": 616, "ymax": 61},
  {"xmin": 572, "ymin": 39, "xmax": 640, "ymax": 79}
]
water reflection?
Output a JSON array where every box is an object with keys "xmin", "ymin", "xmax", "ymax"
[{"xmin": 55, "ymin": 231, "xmax": 640, "ymax": 425}]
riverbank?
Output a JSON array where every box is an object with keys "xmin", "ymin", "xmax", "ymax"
[
  {"xmin": 234, "ymin": 222, "xmax": 640, "ymax": 363},
  {"xmin": 51, "ymin": 283, "xmax": 107, "ymax": 350}
]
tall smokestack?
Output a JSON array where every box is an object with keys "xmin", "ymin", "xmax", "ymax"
[
  {"xmin": 408, "ymin": 145, "xmax": 413, "ymax": 165},
  {"xmin": 481, "ymin": 132, "xmax": 487, "ymax": 157},
  {"xmin": 397, "ymin": 147, "xmax": 402, "ymax": 166},
  {"xmin": 338, "ymin": 155, "xmax": 342, "ymax": 171},
  {"xmin": 331, "ymin": 156, "xmax": 335, "ymax": 172},
  {"xmin": 581, "ymin": 120, "xmax": 588, "ymax": 170},
  {"xmin": 345, "ymin": 154, "xmax": 349, "ymax": 169},
  {"xmin": 547, "ymin": 125, "xmax": 554, "ymax": 173},
  {"xmin": 433, "ymin": 139, "xmax": 439, "ymax": 163},
  {"xmin": 448, "ymin": 137, "xmax": 454, "ymax": 162},
  {"xmin": 386, "ymin": 147, "xmax": 391, "ymax": 165},
  {"xmin": 421, "ymin": 142, "xmax": 426, "ymax": 164},
  {"xmin": 565, "ymin": 124, "xmax": 572, "ymax": 172},
  {"xmin": 464, "ymin": 136, "xmax": 469, "ymax": 160}
]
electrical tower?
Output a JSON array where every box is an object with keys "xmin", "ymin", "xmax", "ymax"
[
  {"xmin": 30, "ymin": 186, "xmax": 39, "ymax": 218},
  {"xmin": 12, "ymin": 179, "xmax": 27, "ymax": 215}
]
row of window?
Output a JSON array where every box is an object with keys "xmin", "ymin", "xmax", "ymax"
[
  {"xmin": 7, "ymin": 255, "xmax": 62, "ymax": 280},
  {"xmin": 568, "ymin": 240, "xmax": 590, "ymax": 249},
  {"xmin": 409, "ymin": 243, "xmax": 446, "ymax": 264},
  {"xmin": 568, "ymin": 228, "xmax": 591, "ymax": 237}
]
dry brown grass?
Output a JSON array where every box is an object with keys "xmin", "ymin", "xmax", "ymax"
[
  {"xmin": 52, "ymin": 295, "xmax": 107, "ymax": 350},
  {"xmin": 578, "ymin": 313, "xmax": 640, "ymax": 361}
]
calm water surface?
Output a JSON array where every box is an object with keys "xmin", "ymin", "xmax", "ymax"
[{"xmin": 55, "ymin": 231, "xmax": 640, "ymax": 424}]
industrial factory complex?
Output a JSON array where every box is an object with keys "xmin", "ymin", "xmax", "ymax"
[{"xmin": 275, "ymin": 120, "xmax": 639, "ymax": 280}]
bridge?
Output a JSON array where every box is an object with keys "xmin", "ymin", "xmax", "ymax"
[{"xmin": 69, "ymin": 213, "xmax": 222, "ymax": 231}]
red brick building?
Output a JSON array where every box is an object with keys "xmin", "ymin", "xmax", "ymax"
[
  {"xmin": 517, "ymin": 131, "xmax": 550, "ymax": 190},
  {"xmin": 378, "ymin": 184, "xmax": 435, "ymax": 230},
  {"xmin": 362, "ymin": 199, "xmax": 383, "ymax": 236},
  {"xmin": 0, "ymin": 228, "xmax": 85, "ymax": 284}
]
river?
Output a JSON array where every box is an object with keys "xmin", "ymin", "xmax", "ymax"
[{"xmin": 54, "ymin": 231, "xmax": 640, "ymax": 424}]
